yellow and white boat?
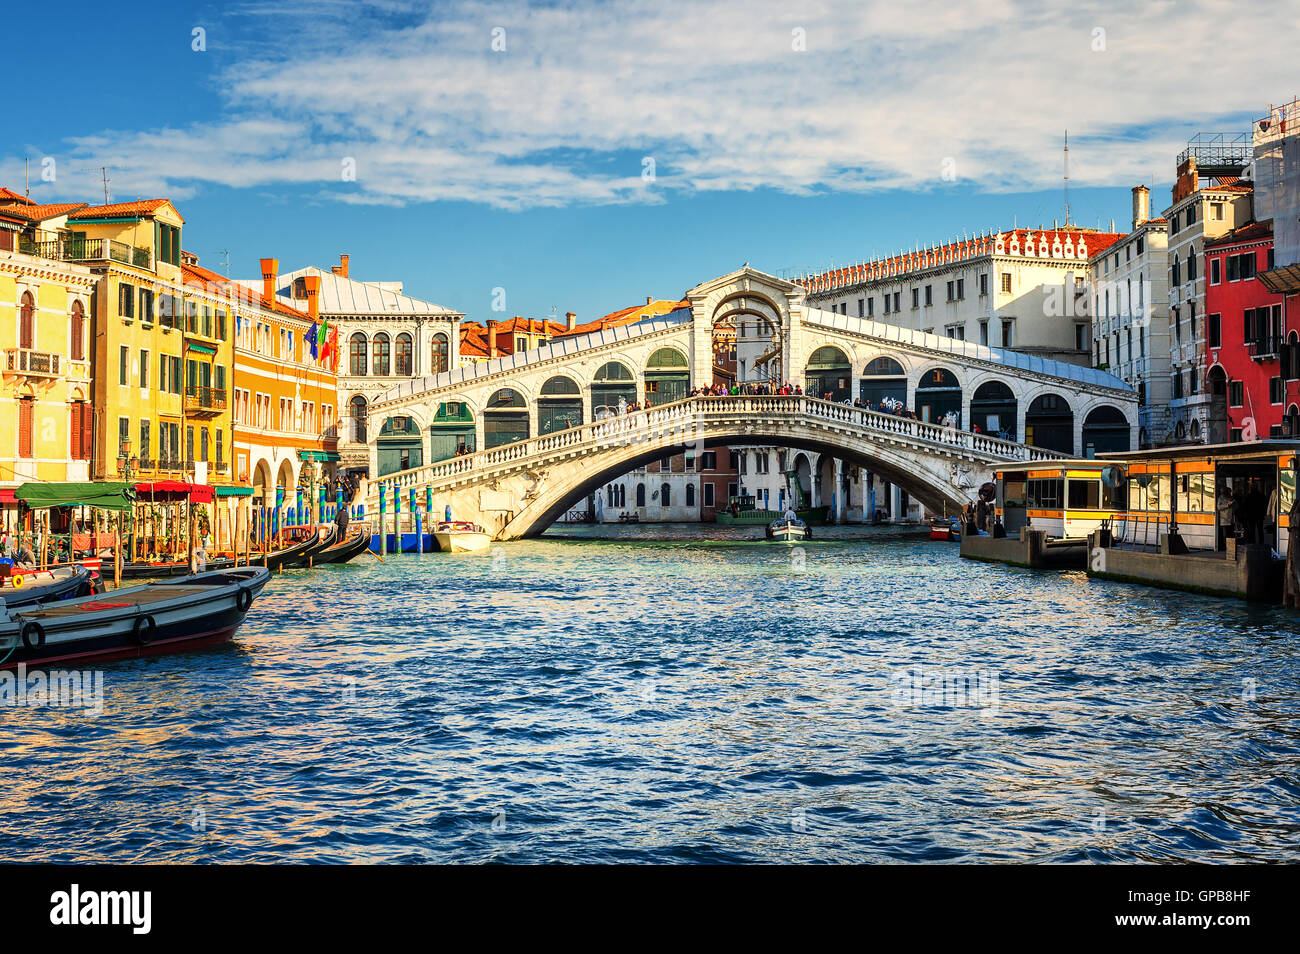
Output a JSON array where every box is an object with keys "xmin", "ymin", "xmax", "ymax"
[{"xmin": 433, "ymin": 521, "xmax": 492, "ymax": 553}]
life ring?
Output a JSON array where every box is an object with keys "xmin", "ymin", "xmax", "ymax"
[
  {"xmin": 11, "ymin": 574, "xmax": 24, "ymax": 589},
  {"xmin": 20, "ymin": 621, "xmax": 45, "ymax": 649},
  {"xmin": 131, "ymin": 614, "xmax": 157, "ymax": 645},
  {"xmin": 236, "ymin": 587, "xmax": 252, "ymax": 612}
]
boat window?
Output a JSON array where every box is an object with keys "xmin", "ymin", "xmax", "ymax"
[{"xmin": 1002, "ymin": 478, "xmax": 1026, "ymax": 508}]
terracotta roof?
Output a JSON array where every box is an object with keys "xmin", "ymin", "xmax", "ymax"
[
  {"xmin": 1204, "ymin": 219, "xmax": 1273, "ymax": 249},
  {"xmin": 0, "ymin": 186, "xmax": 34, "ymax": 205},
  {"xmin": 68, "ymin": 198, "xmax": 182, "ymax": 222},
  {"xmin": 555, "ymin": 299, "xmax": 690, "ymax": 336},
  {"xmin": 182, "ymin": 258, "xmax": 311, "ymax": 322},
  {"xmin": 0, "ymin": 202, "xmax": 88, "ymax": 222}
]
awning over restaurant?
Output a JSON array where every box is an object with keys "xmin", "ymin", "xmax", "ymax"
[
  {"xmin": 16, "ymin": 481, "xmax": 136, "ymax": 512},
  {"xmin": 132, "ymin": 480, "xmax": 215, "ymax": 504},
  {"xmin": 214, "ymin": 485, "xmax": 255, "ymax": 497},
  {"xmin": 0, "ymin": 488, "xmax": 16, "ymax": 504}
]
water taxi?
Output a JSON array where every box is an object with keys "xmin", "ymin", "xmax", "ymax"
[
  {"xmin": 992, "ymin": 460, "xmax": 1127, "ymax": 541},
  {"xmin": 766, "ymin": 517, "xmax": 810, "ymax": 542},
  {"xmin": 433, "ymin": 521, "xmax": 492, "ymax": 553}
]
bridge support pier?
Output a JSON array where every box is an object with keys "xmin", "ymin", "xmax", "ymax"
[{"xmin": 833, "ymin": 458, "xmax": 844, "ymax": 523}]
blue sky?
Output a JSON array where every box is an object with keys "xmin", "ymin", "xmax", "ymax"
[{"xmin": 4, "ymin": 0, "xmax": 1286, "ymax": 322}]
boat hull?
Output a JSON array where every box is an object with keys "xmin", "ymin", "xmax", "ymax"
[
  {"xmin": 1, "ymin": 567, "xmax": 269, "ymax": 670},
  {"xmin": 314, "ymin": 529, "xmax": 371, "ymax": 565},
  {"xmin": 2, "ymin": 566, "xmax": 95, "ymax": 607},
  {"xmin": 433, "ymin": 531, "xmax": 492, "ymax": 553}
]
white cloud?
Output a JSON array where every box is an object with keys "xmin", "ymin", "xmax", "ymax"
[{"xmin": 6, "ymin": 0, "xmax": 1294, "ymax": 210}]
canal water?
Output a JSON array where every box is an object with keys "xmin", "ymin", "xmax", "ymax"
[{"xmin": 5, "ymin": 525, "xmax": 1299, "ymax": 863}]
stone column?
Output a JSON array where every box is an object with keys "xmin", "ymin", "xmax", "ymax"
[
  {"xmin": 834, "ymin": 458, "xmax": 844, "ymax": 522},
  {"xmin": 808, "ymin": 452, "xmax": 820, "ymax": 508}
]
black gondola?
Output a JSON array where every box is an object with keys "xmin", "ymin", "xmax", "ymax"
[
  {"xmin": 313, "ymin": 528, "xmax": 372, "ymax": 565},
  {"xmin": 280, "ymin": 525, "xmax": 339, "ymax": 569}
]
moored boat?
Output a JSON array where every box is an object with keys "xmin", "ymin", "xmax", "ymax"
[
  {"xmin": 929, "ymin": 517, "xmax": 958, "ymax": 541},
  {"xmin": 433, "ymin": 521, "xmax": 492, "ymax": 553},
  {"xmin": 280, "ymin": 524, "xmax": 339, "ymax": 569},
  {"xmin": 313, "ymin": 527, "xmax": 372, "ymax": 565},
  {"xmin": 1, "ymin": 566, "xmax": 270, "ymax": 669},
  {"xmin": 0, "ymin": 565, "xmax": 99, "ymax": 607},
  {"xmin": 766, "ymin": 517, "xmax": 810, "ymax": 542}
]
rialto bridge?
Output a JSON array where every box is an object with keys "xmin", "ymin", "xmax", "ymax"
[{"xmin": 361, "ymin": 267, "xmax": 1136, "ymax": 538}]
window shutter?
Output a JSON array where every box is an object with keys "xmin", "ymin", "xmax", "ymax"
[
  {"xmin": 82, "ymin": 404, "xmax": 93, "ymax": 462},
  {"xmin": 19, "ymin": 399, "xmax": 33, "ymax": 459},
  {"xmin": 70, "ymin": 403, "xmax": 82, "ymax": 460}
]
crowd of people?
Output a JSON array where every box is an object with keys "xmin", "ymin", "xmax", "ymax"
[{"xmin": 1216, "ymin": 479, "xmax": 1278, "ymax": 547}]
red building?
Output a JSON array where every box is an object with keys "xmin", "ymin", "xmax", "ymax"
[{"xmin": 1204, "ymin": 221, "xmax": 1290, "ymax": 440}]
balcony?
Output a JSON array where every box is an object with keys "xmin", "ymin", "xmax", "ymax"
[
  {"xmin": 1249, "ymin": 337, "xmax": 1280, "ymax": 361},
  {"xmin": 213, "ymin": 459, "xmax": 229, "ymax": 475},
  {"xmin": 4, "ymin": 347, "xmax": 61, "ymax": 381},
  {"xmin": 17, "ymin": 235, "xmax": 152, "ymax": 270},
  {"xmin": 184, "ymin": 385, "xmax": 227, "ymax": 417}
]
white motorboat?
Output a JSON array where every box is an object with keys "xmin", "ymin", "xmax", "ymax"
[
  {"xmin": 766, "ymin": 517, "xmax": 810, "ymax": 542},
  {"xmin": 432, "ymin": 521, "xmax": 492, "ymax": 553}
]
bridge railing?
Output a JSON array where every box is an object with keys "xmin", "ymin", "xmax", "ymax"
[{"xmin": 376, "ymin": 394, "xmax": 1065, "ymax": 493}]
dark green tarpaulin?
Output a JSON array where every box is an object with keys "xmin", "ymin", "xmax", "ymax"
[{"xmin": 16, "ymin": 482, "xmax": 136, "ymax": 512}]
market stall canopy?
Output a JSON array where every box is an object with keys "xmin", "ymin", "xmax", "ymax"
[
  {"xmin": 16, "ymin": 481, "xmax": 136, "ymax": 512},
  {"xmin": 132, "ymin": 481, "xmax": 215, "ymax": 504}
]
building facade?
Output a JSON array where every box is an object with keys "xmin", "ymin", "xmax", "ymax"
[
  {"xmin": 1203, "ymin": 221, "xmax": 1287, "ymax": 440},
  {"xmin": 243, "ymin": 255, "xmax": 463, "ymax": 482},
  {"xmin": 1088, "ymin": 186, "xmax": 1172, "ymax": 447}
]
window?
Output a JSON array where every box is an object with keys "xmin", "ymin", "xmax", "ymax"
[
  {"xmin": 979, "ymin": 274, "xmax": 988, "ymax": 297},
  {"xmin": 117, "ymin": 417, "xmax": 130, "ymax": 458},
  {"xmin": 1208, "ymin": 313, "xmax": 1221, "ymax": 348},
  {"xmin": 1271, "ymin": 376, "xmax": 1284, "ymax": 404},
  {"xmin": 703, "ymin": 483, "xmax": 715, "ymax": 508},
  {"xmin": 867, "ymin": 297, "xmax": 874, "ymax": 317},
  {"xmin": 1173, "ymin": 371, "xmax": 1184, "ymax": 399},
  {"xmin": 946, "ymin": 280, "xmax": 955, "ymax": 301},
  {"xmin": 18, "ymin": 292, "xmax": 35, "ymax": 348},
  {"xmin": 883, "ymin": 294, "xmax": 891, "ymax": 315},
  {"xmin": 979, "ymin": 321, "xmax": 988, "ymax": 345},
  {"xmin": 396, "ymin": 332, "xmax": 413, "ymax": 376},
  {"xmin": 1171, "ymin": 255, "xmax": 1180, "ymax": 285},
  {"xmin": 118, "ymin": 282, "xmax": 135, "ymax": 319},
  {"xmin": 893, "ymin": 291, "xmax": 901, "ymax": 312},
  {"xmin": 186, "ymin": 426, "xmax": 194, "ymax": 464},
  {"xmin": 1000, "ymin": 320, "xmax": 1013, "ymax": 347},
  {"xmin": 431, "ymin": 333, "xmax": 449, "ymax": 373},
  {"xmin": 1210, "ymin": 257, "xmax": 1221, "ymax": 284},
  {"xmin": 911, "ymin": 288, "xmax": 919, "ymax": 309},
  {"xmin": 372, "ymin": 333, "xmax": 390, "ymax": 375},
  {"xmin": 139, "ymin": 419, "xmax": 151, "ymax": 463},
  {"xmin": 660, "ymin": 483, "xmax": 671, "ymax": 507},
  {"xmin": 139, "ymin": 287, "xmax": 155, "ymax": 325},
  {"xmin": 1075, "ymin": 324, "xmax": 1088, "ymax": 351},
  {"xmin": 119, "ymin": 345, "xmax": 129, "ymax": 385},
  {"xmin": 216, "ymin": 428, "xmax": 224, "ymax": 464},
  {"xmin": 1136, "ymin": 236, "xmax": 1144, "ymax": 255},
  {"xmin": 70, "ymin": 301, "xmax": 85, "ymax": 361},
  {"xmin": 157, "ymin": 223, "xmax": 181, "ymax": 266},
  {"xmin": 956, "ymin": 278, "xmax": 964, "ymax": 300},
  {"xmin": 701, "ymin": 451, "xmax": 717, "ymax": 470},
  {"xmin": 686, "ymin": 483, "xmax": 695, "ymax": 506},
  {"xmin": 1229, "ymin": 380, "xmax": 1243, "ymax": 407},
  {"xmin": 925, "ymin": 285, "xmax": 933, "ymax": 306},
  {"xmin": 349, "ymin": 333, "xmax": 368, "ymax": 376},
  {"xmin": 139, "ymin": 349, "xmax": 149, "ymax": 388},
  {"xmin": 857, "ymin": 299, "xmax": 865, "ymax": 317},
  {"xmin": 1000, "ymin": 273, "xmax": 1012, "ymax": 294}
]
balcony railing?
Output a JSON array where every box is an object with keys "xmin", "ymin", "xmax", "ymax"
[
  {"xmin": 17, "ymin": 235, "xmax": 152, "ymax": 270},
  {"xmin": 184, "ymin": 385, "xmax": 227, "ymax": 416},
  {"xmin": 1249, "ymin": 337, "xmax": 1280, "ymax": 360},
  {"xmin": 214, "ymin": 459, "xmax": 229, "ymax": 474},
  {"xmin": 4, "ymin": 347, "xmax": 61, "ymax": 377}
]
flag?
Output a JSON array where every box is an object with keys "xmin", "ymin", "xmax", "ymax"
[
  {"xmin": 327, "ymin": 325, "xmax": 339, "ymax": 371},
  {"xmin": 316, "ymin": 316, "xmax": 329, "ymax": 348},
  {"xmin": 306, "ymin": 321, "xmax": 319, "ymax": 359}
]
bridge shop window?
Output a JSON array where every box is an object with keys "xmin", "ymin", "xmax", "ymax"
[
  {"xmin": 484, "ymin": 388, "xmax": 529, "ymax": 449},
  {"xmin": 591, "ymin": 361, "xmax": 637, "ymax": 418},
  {"xmin": 539, "ymin": 375, "xmax": 584, "ymax": 434}
]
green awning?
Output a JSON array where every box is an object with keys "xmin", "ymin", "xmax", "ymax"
[
  {"xmin": 186, "ymin": 341, "xmax": 217, "ymax": 355},
  {"xmin": 16, "ymin": 481, "xmax": 136, "ymax": 512},
  {"xmin": 214, "ymin": 485, "xmax": 254, "ymax": 497},
  {"xmin": 297, "ymin": 450, "xmax": 340, "ymax": 462}
]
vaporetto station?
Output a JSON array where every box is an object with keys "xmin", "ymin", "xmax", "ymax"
[{"xmin": 362, "ymin": 268, "xmax": 1138, "ymax": 539}]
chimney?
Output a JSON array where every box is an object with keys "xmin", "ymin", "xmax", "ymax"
[
  {"xmin": 259, "ymin": 258, "xmax": 279, "ymax": 303},
  {"xmin": 565, "ymin": 311, "xmax": 576, "ymax": 331},
  {"xmin": 303, "ymin": 275, "xmax": 320, "ymax": 320},
  {"xmin": 487, "ymin": 319, "xmax": 498, "ymax": 357},
  {"xmin": 1131, "ymin": 185, "xmax": 1150, "ymax": 230},
  {"xmin": 1173, "ymin": 156, "xmax": 1198, "ymax": 205},
  {"xmin": 646, "ymin": 296, "xmax": 653, "ymax": 305},
  {"xmin": 339, "ymin": 254, "xmax": 349, "ymax": 278}
]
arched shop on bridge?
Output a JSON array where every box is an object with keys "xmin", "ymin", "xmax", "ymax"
[
  {"xmin": 1025, "ymin": 393, "xmax": 1074, "ymax": 455},
  {"xmin": 429, "ymin": 400, "xmax": 476, "ymax": 461},
  {"xmin": 915, "ymin": 367, "xmax": 962, "ymax": 425},
  {"xmin": 969, "ymin": 380, "xmax": 1017, "ymax": 440},
  {"xmin": 485, "ymin": 388, "xmax": 529, "ymax": 448},
  {"xmin": 591, "ymin": 361, "xmax": 637, "ymax": 417},
  {"xmin": 805, "ymin": 346, "xmax": 852, "ymax": 402},
  {"xmin": 859, "ymin": 356, "xmax": 907, "ymax": 407},
  {"xmin": 1081, "ymin": 405, "xmax": 1130, "ymax": 457},
  {"xmin": 377, "ymin": 416, "xmax": 422, "ymax": 476},
  {"xmin": 539, "ymin": 376, "xmax": 584, "ymax": 434},
  {"xmin": 644, "ymin": 348, "xmax": 690, "ymax": 405}
]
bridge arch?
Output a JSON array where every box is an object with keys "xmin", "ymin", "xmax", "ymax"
[
  {"xmin": 1025, "ymin": 393, "xmax": 1074, "ymax": 455},
  {"xmin": 484, "ymin": 387, "xmax": 530, "ymax": 448},
  {"xmin": 969, "ymin": 379, "xmax": 1017, "ymax": 441},
  {"xmin": 859, "ymin": 355, "xmax": 908, "ymax": 408},
  {"xmin": 591, "ymin": 359, "xmax": 638, "ymax": 417},
  {"xmin": 914, "ymin": 365, "xmax": 963, "ymax": 425},
  {"xmin": 1080, "ymin": 404, "xmax": 1131, "ymax": 456},
  {"xmin": 804, "ymin": 344, "xmax": 852, "ymax": 401},
  {"xmin": 539, "ymin": 374, "xmax": 584, "ymax": 434},
  {"xmin": 645, "ymin": 347, "xmax": 690, "ymax": 405}
]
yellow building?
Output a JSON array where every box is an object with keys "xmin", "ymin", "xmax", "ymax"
[
  {"xmin": 57, "ymin": 200, "xmax": 235, "ymax": 489},
  {"xmin": 0, "ymin": 195, "xmax": 99, "ymax": 520}
]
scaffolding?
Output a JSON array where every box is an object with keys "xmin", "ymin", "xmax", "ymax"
[
  {"xmin": 1255, "ymin": 99, "xmax": 1300, "ymax": 269},
  {"xmin": 1177, "ymin": 132, "xmax": 1253, "ymax": 177}
]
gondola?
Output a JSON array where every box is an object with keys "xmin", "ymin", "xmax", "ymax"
[
  {"xmin": 0, "ymin": 565, "xmax": 99, "ymax": 608},
  {"xmin": 119, "ymin": 555, "xmax": 237, "ymax": 580},
  {"xmin": 313, "ymin": 527, "xmax": 372, "ymax": 565},
  {"xmin": 280, "ymin": 524, "xmax": 339, "ymax": 569},
  {"xmin": 1, "ymin": 566, "xmax": 270, "ymax": 669},
  {"xmin": 255, "ymin": 532, "xmax": 320, "ymax": 573}
]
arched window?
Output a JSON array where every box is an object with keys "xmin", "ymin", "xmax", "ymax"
[
  {"xmin": 431, "ymin": 332, "xmax": 449, "ymax": 374},
  {"xmin": 395, "ymin": 332, "xmax": 413, "ymax": 376},
  {"xmin": 349, "ymin": 333, "xmax": 368, "ymax": 376},
  {"xmin": 372, "ymin": 333, "xmax": 391, "ymax": 376},
  {"xmin": 70, "ymin": 300, "xmax": 85, "ymax": 361},
  {"xmin": 19, "ymin": 291, "xmax": 35, "ymax": 349},
  {"xmin": 636, "ymin": 483, "xmax": 646, "ymax": 507},
  {"xmin": 686, "ymin": 483, "xmax": 696, "ymax": 506},
  {"xmin": 348, "ymin": 395, "xmax": 367, "ymax": 443},
  {"xmin": 348, "ymin": 395, "xmax": 369, "ymax": 444},
  {"xmin": 660, "ymin": 482, "xmax": 671, "ymax": 506}
]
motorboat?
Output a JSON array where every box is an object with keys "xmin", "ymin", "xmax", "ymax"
[
  {"xmin": 766, "ymin": 517, "xmax": 810, "ymax": 542},
  {"xmin": 929, "ymin": 517, "xmax": 959, "ymax": 541},
  {"xmin": 432, "ymin": 521, "xmax": 492, "ymax": 553},
  {"xmin": 0, "ymin": 565, "xmax": 99, "ymax": 607},
  {"xmin": 1, "ymin": 566, "xmax": 270, "ymax": 669}
]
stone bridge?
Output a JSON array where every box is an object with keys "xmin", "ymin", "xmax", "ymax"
[{"xmin": 367, "ymin": 394, "xmax": 1068, "ymax": 540}]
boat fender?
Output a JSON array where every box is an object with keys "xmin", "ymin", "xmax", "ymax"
[
  {"xmin": 236, "ymin": 587, "xmax": 252, "ymax": 612},
  {"xmin": 131, "ymin": 614, "xmax": 157, "ymax": 645},
  {"xmin": 11, "ymin": 573, "xmax": 24, "ymax": 589},
  {"xmin": 20, "ymin": 620, "xmax": 45, "ymax": 649}
]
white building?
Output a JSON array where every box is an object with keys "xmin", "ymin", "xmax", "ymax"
[
  {"xmin": 1087, "ymin": 186, "xmax": 1172, "ymax": 447},
  {"xmin": 241, "ymin": 254, "xmax": 463, "ymax": 478}
]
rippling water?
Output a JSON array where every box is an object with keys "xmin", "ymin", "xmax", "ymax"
[{"xmin": 4, "ymin": 524, "xmax": 1299, "ymax": 863}]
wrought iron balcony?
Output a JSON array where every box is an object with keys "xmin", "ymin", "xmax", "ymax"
[
  {"xmin": 184, "ymin": 385, "xmax": 227, "ymax": 417},
  {"xmin": 4, "ymin": 347, "xmax": 61, "ymax": 377},
  {"xmin": 1249, "ymin": 337, "xmax": 1280, "ymax": 361},
  {"xmin": 17, "ymin": 235, "xmax": 152, "ymax": 270}
]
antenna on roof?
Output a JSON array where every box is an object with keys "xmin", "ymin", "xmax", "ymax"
[
  {"xmin": 218, "ymin": 249, "xmax": 231, "ymax": 277},
  {"xmin": 100, "ymin": 167, "xmax": 111, "ymax": 204},
  {"xmin": 1063, "ymin": 130, "xmax": 1070, "ymax": 226},
  {"xmin": 24, "ymin": 157, "xmax": 29, "ymax": 199}
]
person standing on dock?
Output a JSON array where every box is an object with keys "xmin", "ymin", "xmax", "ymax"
[{"xmin": 1217, "ymin": 485, "xmax": 1234, "ymax": 551}]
